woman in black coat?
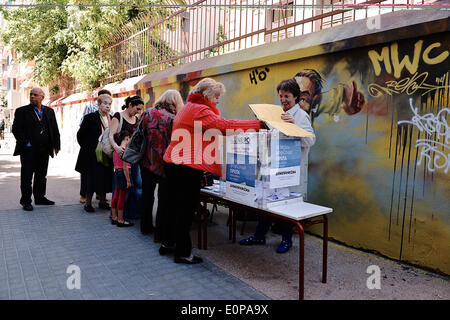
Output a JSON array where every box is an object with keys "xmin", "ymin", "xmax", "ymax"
[{"xmin": 75, "ymin": 94, "xmax": 113, "ymax": 212}]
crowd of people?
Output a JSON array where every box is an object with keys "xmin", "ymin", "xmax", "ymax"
[{"xmin": 12, "ymin": 73, "xmax": 324, "ymax": 263}]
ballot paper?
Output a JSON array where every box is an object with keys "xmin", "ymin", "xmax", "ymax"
[{"xmin": 249, "ymin": 104, "xmax": 315, "ymax": 138}]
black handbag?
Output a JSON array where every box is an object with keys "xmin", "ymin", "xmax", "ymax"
[{"xmin": 122, "ymin": 116, "xmax": 146, "ymax": 164}]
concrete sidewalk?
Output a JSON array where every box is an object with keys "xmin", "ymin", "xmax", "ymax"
[{"xmin": 0, "ymin": 151, "xmax": 448, "ymax": 300}]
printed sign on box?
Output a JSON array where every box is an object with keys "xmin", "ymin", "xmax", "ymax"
[
  {"xmin": 269, "ymin": 138, "xmax": 301, "ymax": 189},
  {"xmin": 225, "ymin": 134, "xmax": 258, "ymax": 205}
]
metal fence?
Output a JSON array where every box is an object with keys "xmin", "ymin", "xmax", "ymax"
[{"xmin": 99, "ymin": 0, "xmax": 432, "ymax": 84}]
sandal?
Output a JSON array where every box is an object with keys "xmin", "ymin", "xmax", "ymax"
[
  {"xmin": 111, "ymin": 219, "xmax": 117, "ymax": 225},
  {"xmin": 239, "ymin": 235, "xmax": 266, "ymax": 246},
  {"xmin": 117, "ymin": 220, "xmax": 134, "ymax": 228}
]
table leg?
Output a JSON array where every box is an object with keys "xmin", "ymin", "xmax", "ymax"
[
  {"xmin": 232, "ymin": 207, "xmax": 236, "ymax": 243},
  {"xmin": 197, "ymin": 201, "xmax": 203, "ymax": 250},
  {"xmin": 295, "ymin": 221, "xmax": 305, "ymax": 300},
  {"xmin": 322, "ymin": 214, "xmax": 328, "ymax": 283},
  {"xmin": 228, "ymin": 208, "xmax": 232, "ymax": 240},
  {"xmin": 203, "ymin": 201, "xmax": 208, "ymax": 250}
]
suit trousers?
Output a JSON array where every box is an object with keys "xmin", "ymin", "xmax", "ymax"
[
  {"xmin": 165, "ymin": 163, "xmax": 203, "ymax": 258},
  {"xmin": 19, "ymin": 146, "xmax": 49, "ymax": 205}
]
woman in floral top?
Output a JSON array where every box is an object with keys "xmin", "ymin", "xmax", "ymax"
[{"xmin": 139, "ymin": 90, "xmax": 184, "ymax": 242}]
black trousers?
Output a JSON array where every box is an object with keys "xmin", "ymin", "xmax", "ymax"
[
  {"xmin": 80, "ymin": 173, "xmax": 86, "ymax": 197},
  {"xmin": 19, "ymin": 146, "xmax": 50, "ymax": 205},
  {"xmin": 165, "ymin": 163, "xmax": 203, "ymax": 258},
  {"xmin": 140, "ymin": 167, "xmax": 158, "ymax": 233}
]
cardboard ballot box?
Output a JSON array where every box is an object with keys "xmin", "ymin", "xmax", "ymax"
[{"xmin": 223, "ymin": 130, "xmax": 303, "ymax": 209}]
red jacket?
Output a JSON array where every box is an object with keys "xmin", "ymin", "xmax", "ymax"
[{"xmin": 163, "ymin": 93, "xmax": 261, "ymax": 176}]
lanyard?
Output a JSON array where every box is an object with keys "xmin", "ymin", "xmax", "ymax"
[
  {"xmin": 33, "ymin": 107, "xmax": 45, "ymax": 135},
  {"xmin": 34, "ymin": 107, "xmax": 44, "ymax": 121}
]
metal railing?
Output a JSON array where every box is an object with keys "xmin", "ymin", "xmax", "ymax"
[{"xmin": 99, "ymin": 0, "xmax": 432, "ymax": 84}]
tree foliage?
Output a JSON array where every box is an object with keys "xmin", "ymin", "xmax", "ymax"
[{"xmin": 0, "ymin": 0, "xmax": 178, "ymax": 90}]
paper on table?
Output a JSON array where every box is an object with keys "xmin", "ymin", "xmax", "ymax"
[{"xmin": 248, "ymin": 104, "xmax": 315, "ymax": 138}]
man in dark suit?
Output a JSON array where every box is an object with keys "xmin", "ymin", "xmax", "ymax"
[{"xmin": 12, "ymin": 87, "xmax": 61, "ymax": 211}]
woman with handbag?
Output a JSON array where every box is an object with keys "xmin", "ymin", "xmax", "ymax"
[
  {"xmin": 138, "ymin": 90, "xmax": 184, "ymax": 240},
  {"xmin": 75, "ymin": 94, "xmax": 114, "ymax": 212},
  {"xmin": 108, "ymin": 95, "xmax": 144, "ymax": 220},
  {"xmin": 162, "ymin": 78, "xmax": 267, "ymax": 264}
]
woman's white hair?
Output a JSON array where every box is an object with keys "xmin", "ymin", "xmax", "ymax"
[
  {"xmin": 190, "ymin": 78, "xmax": 226, "ymax": 101},
  {"xmin": 154, "ymin": 89, "xmax": 184, "ymax": 113},
  {"xmin": 97, "ymin": 94, "xmax": 112, "ymax": 104}
]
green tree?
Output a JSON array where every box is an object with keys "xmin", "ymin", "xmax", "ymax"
[{"xmin": 0, "ymin": 0, "xmax": 181, "ymax": 90}]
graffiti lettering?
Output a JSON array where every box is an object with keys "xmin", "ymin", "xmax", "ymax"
[
  {"xmin": 368, "ymin": 72, "xmax": 450, "ymax": 98},
  {"xmin": 398, "ymin": 99, "xmax": 449, "ymax": 173},
  {"xmin": 249, "ymin": 67, "xmax": 270, "ymax": 85},
  {"xmin": 368, "ymin": 40, "xmax": 449, "ymax": 78}
]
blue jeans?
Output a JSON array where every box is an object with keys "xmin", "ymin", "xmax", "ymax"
[
  {"xmin": 110, "ymin": 163, "xmax": 142, "ymax": 220},
  {"xmin": 254, "ymin": 216, "xmax": 293, "ymax": 243}
]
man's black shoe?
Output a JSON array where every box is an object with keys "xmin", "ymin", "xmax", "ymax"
[
  {"xmin": 22, "ymin": 204, "xmax": 34, "ymax": 211},
  {"xmin": 159, "ymin": 245, "xmax": 175, "ymax": 256},
  {"xmin": 35, "ymin": 197, "xmax": 55, "ymax": 205},
  {"xmin": 84, "ymin": 204, "xmax": 95, "ymax": 213}
]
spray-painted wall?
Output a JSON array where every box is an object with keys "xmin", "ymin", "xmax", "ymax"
[
  {"xmin": 53, "ymin": 10, "xmax": 450, "ymax": 274},
  {"xmin": 136, "ymin": 13, "xmax": 449, "ymax": 275}
]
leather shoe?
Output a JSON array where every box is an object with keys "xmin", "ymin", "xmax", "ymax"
[
  {"xmin": 22, "ymin": 204, "xmax": 34, "ymax": 211},
  {"xmin": 35, "ymin": 197, "xmax": 55, "ymax": 205},
  {"xmin": 174, "ymin": 256, "xmax": 203, "ymax": 264},
  {"xmin": 84, "ymin": 204, "xmax": 95, "ymax": 213},
  {"xmin": 159, "ymin": 245, "xmax": 175, "ymax": 256},
  {"xmin": 98, "ymin": 202, "xmax": 111, "ymax": 210}
]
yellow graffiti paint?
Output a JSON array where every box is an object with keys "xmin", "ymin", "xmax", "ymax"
[{"xmin": 368, "ymin": 40, "xmax": 449, "ymax": 78}]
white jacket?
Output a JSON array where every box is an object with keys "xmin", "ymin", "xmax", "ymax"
[{"xmin": 286, "ymin": 104, "xmax": 315, "ymax": 200}]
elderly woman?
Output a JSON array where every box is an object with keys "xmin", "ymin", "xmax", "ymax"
[
  {"xmin": 139, "ymin": 90, "xmax": 184, "ymax": 243},
  {"xmin": 108, "ymin": 95, "xmax": 144, "ymax": 220},
  {"xmin": 240, "ymin": 78, "xmax": 316, "ymax": 253},
  {"xmin": 162, "ymin": 78, "xmax": 266, "ymax": 264},
  {"xmin": 75, "ymin": 94, "xmax": 114, "ymax": 212}
]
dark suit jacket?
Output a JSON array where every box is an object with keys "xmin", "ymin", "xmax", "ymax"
[
  {"xmin": 12, "ymin": 104, "xmax": 61, "ymax": 157},
  {"xmin": 75, "ymin": 111, "xmax": 105, "ymax": 174}
]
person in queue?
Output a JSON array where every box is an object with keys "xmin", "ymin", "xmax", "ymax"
[
  {"xmin": 75, "ymin": 94, "xmax": 114, "ymax": 212},
  {"xmin": 162, "ymin": 78, "xmax": 268, "ymax": 264},
  {"xmin": 79, "ymin": 89, "xmax": 112, "ymax": 204},
  {"xmin": 111, "ymin": 130, "xmax": 134, "ymax": 227},
  {"xmin": 239, "ymin": 78, "xmax": 316, "ymax": 253},
  {"xmin": 139, "ymin": 89, "xmax": 184, "ymax": 243},
  {"xmin": 108, "ymin": 95, "xmax": 144, "ymax": 220}
]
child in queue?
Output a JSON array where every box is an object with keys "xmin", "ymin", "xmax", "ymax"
[{"xmin": 111, "ymin": 130, "xmax": 134, "ymax": 227}]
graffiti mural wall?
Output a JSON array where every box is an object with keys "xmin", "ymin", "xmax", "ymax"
[{"xmin": 142, "ymin": 32, "xmax": 450, "ymax": 274}]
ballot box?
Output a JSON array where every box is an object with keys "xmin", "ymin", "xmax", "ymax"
[{"xmin": 223, "ymin": 130, "xmax": 303, "ymax": 209}]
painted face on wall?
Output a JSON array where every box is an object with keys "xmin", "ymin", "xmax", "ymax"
[
  {"xmin": 278, "ymin": 89, "xmax": 298, "ymax": 112},
  {"xmin": 295, "ymin": 76, "xmax": 316, "ymax": 112}
]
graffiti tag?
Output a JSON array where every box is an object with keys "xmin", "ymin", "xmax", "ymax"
[
  {"xmin": 249, "ymin": 67, "xmax": 270, "ymax": 85},
  {"xmin": 398, "ymin": 99, "xmax": 449, "ymax": 174},
  {"xmin": 368, "ymin": 72, "xmax": 450, "ymax": 98}
]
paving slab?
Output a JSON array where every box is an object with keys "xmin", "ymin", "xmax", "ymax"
[{"xmin": 0, "ymin": 152, "xmax": 448, "ymax": 300}]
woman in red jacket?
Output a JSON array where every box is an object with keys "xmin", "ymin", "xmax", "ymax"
[{"xmin": 162, "ymin": 78, "xmax": 264, "ymax": 264}]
